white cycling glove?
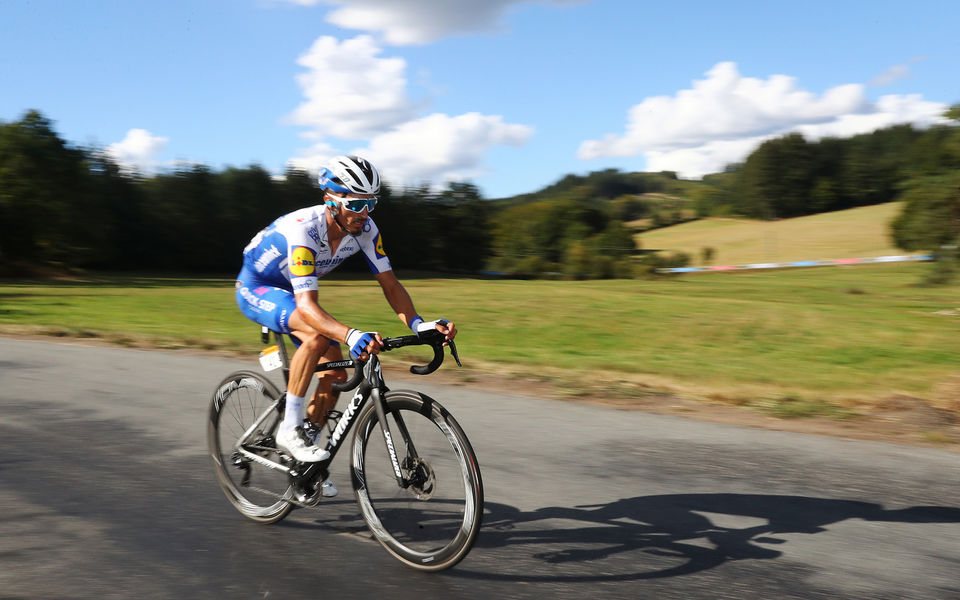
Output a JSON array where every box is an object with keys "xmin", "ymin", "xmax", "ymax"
[
  {"xmin": 409, "ymin": 315, "xmax": 450, "ymax": 335},
  {"xmin": 346, "ymin": 328, "xmax": 379, "ymax": 359}
]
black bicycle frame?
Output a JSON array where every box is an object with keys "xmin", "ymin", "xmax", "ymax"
[{"xmin": 261, "ymin": 327, "xmax": 430, "ymax": 491}]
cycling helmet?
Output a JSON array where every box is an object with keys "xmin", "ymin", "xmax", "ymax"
[{"xmin": 318, "ymin": 155, "xmax": 381, "ymax": 196}]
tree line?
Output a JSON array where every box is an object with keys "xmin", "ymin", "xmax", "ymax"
[
  {"xmin": 693, "ymin": 115, "xmax": 960, "ymax": 221},
  {"xmin": 1, "ymin": 108, "xmax": 958, "ymax": 281},
  {"xmin": 692, "ymin": 106, "xmax": 960, "ymax": 282},
  {"xmin": 0, "ymin": 111, "xmax": 499, "ymax": 276},
  {"xmin": 0, "ymin": 110, "xmax": 645, "ymax": 279}
]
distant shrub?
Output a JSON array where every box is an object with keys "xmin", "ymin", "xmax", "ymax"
[
  {"xmin": 701, "ymin": 246, "xmax": 716, "ymax": 265},
  {"xmin": 637, "ymin": 251, "xmax": 692, "ymax": 278}
]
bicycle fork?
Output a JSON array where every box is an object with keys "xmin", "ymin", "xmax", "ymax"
[{"xmin": 367, "ymin": 357, "xmax": 419, "ymax": 490}]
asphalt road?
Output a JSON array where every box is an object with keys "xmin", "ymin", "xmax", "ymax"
[{"xmin": 1, "ymin": 337, "xmax": 959, "ymax": 599}]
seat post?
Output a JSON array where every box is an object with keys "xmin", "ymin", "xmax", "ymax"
[
  {"xmin": 260, "ymin": 326, "xmax": 291, "ymax": 385},
  {"xmin": 274, "ymin": 330, "xmax": 291, "ymax": 385}
]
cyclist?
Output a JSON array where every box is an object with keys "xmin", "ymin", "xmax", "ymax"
[{"xmin": 235, "ymin": 155, "xmax": 456, "ymax": 496}]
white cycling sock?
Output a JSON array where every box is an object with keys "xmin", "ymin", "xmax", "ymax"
[{"xmin": 282, "ymin": 393, "xmax": 306, "ymax": 432}]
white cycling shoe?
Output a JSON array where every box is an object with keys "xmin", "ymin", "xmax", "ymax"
[{"xmin": 276, "ymin": 426, "xmax": 331, "ymax": 463}]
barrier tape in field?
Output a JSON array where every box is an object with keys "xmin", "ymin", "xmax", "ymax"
[{"xmin": 657, "ymin": 254, "xmax": 933, "ymax": 273}]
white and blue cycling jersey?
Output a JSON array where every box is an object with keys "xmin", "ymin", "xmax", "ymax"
[{"xmin": 236, "ymin": 205, "xmax": 392, "ymax": 334}]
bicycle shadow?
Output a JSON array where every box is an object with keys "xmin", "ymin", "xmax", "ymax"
[{"xmin": 456, "ymin": 493, "xmax": 960, "ymax": 582}]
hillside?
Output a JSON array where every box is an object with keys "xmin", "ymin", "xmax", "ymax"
[{"xmin": 637, "ymin": 202, "xmax": 907, "ymax": 266}]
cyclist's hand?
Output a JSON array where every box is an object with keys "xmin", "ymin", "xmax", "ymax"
[
  {"xmin": 436, "ymin": 320, "xmax": 457, "ymax": 344},
  {"xmin": 410, "ymin": 317, "xmax": 457, "ymax": 345},
  {"xmin": 346, "ymin": 329, "xmax": 384, "ymax": 360}
]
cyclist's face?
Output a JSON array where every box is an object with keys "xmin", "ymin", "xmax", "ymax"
[
  {"xmin": 340, "ymin": 204, "xmax": 369, "ymax": 233},
  {"xmin": 327, "ymin": 192, "xmax": 373, "ymax": 234}
]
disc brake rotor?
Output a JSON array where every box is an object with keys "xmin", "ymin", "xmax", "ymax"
[{"xmin": 406, "ymin": 458, "xmax": 437, "ymax": 500}]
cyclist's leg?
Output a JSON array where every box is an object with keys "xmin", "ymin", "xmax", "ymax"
[
  {"xmin": 235, "ymin": 277, "xmax": 299, "ymax": 340},
  {"xmin": 286, "ymin": 313, "xmax": 333, "ymax": 399},
  {"xmin": 277, "ymin": 315, "xmax": 335, "ymax": 462},
  {"xmin": 307, "ymin": 342, "xmax": 347, "ymax": 425},
  {"xmin": 237, "ymin": 275, "xmax": 332, "ymax": 462},
  {"xmin": 237, "ymin": 277, "xmax": 327, "ymax": 420}
]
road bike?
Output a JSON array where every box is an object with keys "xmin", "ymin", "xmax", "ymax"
[{"xmin": 207, "ymin": 327, "xmax": 483, "ymax": 571}]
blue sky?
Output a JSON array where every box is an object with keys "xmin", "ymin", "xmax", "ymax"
[{"xmin": 2, "ymin": 0, "xmax": 957, "ymax": 198}]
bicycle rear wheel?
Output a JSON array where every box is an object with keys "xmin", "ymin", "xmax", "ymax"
[
  {"xmin": 351, "ymin": 390, "xmax": 483, "ymax": 571},
  {"xmin": 208, "ymin": 371, "xmax": 294, "ymax": 523}
]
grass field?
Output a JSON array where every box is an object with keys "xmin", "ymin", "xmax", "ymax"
[
  {"xmin": 638, "ymin": 202, "xmax": 908, "ymax": 266},
  {"xmin": 1, "ymin": 262, "xmax": 957, "ymax": 416}
]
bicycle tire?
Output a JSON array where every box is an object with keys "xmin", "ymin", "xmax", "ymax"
[
  {"xmin": 208, "ymin": 370, "xmax": 294, "ymax": 524},
  {"xmin": 351, "ymin": 390, "xmax": 483, "ymax": 571}
]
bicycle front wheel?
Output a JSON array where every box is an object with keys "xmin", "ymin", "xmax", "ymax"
[
  {"xmin": 208, "ymin": 371, "xmax": 294, "ymax": 524},
  {"xmin": 352, "ymin": 390, "xmax": 483, "ymax": 571}
]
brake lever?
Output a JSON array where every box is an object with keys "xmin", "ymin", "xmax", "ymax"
[{"xmin": 448, "ymin": 339, "xmax": 462, "ymax": 367}]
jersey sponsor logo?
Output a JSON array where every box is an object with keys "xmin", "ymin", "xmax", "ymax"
[
  {"xmin": 292, "ymin": 279, "xmax": 316, "ymax": 292},
  {"xmin": 239, "ymin": 287, "xmax": 277, "ymax": 312},
  {"xmin": 290, "ymin": 246, "xmax": 316, "ymax": 276},
  {"xmin": 374, "ymin": 233, "xmax": 386, "ymax": 259},
  {"xmin": 316, "ymin": 257, "xmax": 345, "ymax": 269},
  {"xmin": 253, "ymin": 244, "xmax": 282, "ymax": 272},
  {"xmin": 307, "ymin": 225, "xmax": 322, "ymax": 245}
]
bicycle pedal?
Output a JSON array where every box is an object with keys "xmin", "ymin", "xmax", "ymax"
[{"xmin": 292, "ymin": 485, "xmax": 323, "ymax": 507}]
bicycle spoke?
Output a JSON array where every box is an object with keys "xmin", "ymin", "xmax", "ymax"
[
  {"xmin": 352, "ymin": 391, "xmax": 482, "ymax": 570},
  {"xmin": 208, "ymin": 372, "xmax": 293, "ymax": 524}
]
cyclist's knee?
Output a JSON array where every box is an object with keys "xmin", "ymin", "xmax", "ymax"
[{"xmin": 295, "ymin": 331, "xmax": 332, "ymax": 355}]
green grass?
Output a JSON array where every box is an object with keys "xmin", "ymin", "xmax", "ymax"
[
  {"xmin": 638, "ymin": 202, "xmax": 908, "ymax": 266},
  {"xmin": 1, "ymin": 263, "xmax": 958, "ymax": 412}
]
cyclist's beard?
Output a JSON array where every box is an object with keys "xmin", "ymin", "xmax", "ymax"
[{"xmin": 334, "ymin": 209, "xmax": 364, "ymax": 235}]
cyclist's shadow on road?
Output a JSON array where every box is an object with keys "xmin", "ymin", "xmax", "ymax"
[{"xmin": 458, "ymin": 493, "xmax": 960, "ymax": 582}]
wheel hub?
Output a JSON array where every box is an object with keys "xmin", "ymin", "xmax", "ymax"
[{"xmin": 405, "ymin": 458, "xmax": 436, "ymax": 500}]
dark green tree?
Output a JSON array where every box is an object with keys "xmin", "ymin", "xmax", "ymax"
[
  {"xmin": 891, "ymin": 173, "xmax": 960, "ymax": 283},
  {"xmin": 737, "ymin": 133, "xmax": 816, "ymax": 219},
  {"xmin": 891, "ymin": 105, "xmax": 960, "ymax": 284},
  {"xmin": 0, "ymin": 110, "xmax": 90, "ymax": 267},
  {"xmin": 490, "ymin": 188, "xmax": 635, "ymax": 278},
  {"xmin": 81, "ymin": 151, "xmax": 146, "ymax": 267}
]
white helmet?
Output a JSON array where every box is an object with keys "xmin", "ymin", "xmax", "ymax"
[{"xmin": 318, "ymin": 155, "xmax": 380, "ymax": 196}]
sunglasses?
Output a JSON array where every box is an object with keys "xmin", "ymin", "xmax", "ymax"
[{"xmin": 327, "ymin": 192, "xmax": 377, "ymax": 213}]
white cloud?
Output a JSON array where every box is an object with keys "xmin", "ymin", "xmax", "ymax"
[
  {"xmin": 869, "ymin": 64, "xmax": 910, "ymax": 87},
  {"xmin": 279, "ymin": 0, "xmax": 585, "ymax": 45},
  {"xmin": 578, "ymin": 62, "xmax": 949, "ymax": 178},
  {"xmin": 357, "ymin": 112, "xmax": 533, "ymax": 184},
  {"xmin": 795, "ymin": 94, "xmax": 948, "ymax": 139},
  {"xmin": 869, "ymin": 57, "xmax": 924, "ymax": 87},
  {"xmin": 289, "ymin": 114, "xmax": 532, "ymax": 186},
  {"xmin": 288, "ymin": 35, "xmax": 416, "ymax": 139},
  {"xmin": 287, "ymin": 141, "xmax": 341, "ymax": 175},
  {"xmin": 287, "ymin": 36, "xmax": 533, "ymax": 188},
  {"xmin": 644, "ymin": 137, "xmax": 767, "ymax": 176},
  {"xmin": 106, "ymin": 129, "xmax": 168, "ymax": 173}
]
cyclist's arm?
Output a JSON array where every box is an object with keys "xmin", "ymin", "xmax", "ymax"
[
  {"xmin": 375, "ymin": 270, "xmax": 417, "ymax": 328},
  {"xmin": 375, "ymin": 271, "xmax": 457, "ymax": 341}
]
